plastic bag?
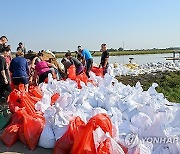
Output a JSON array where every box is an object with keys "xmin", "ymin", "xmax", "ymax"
[
  {"xmin": 93, "ymin": 127, "xmax": 126, "ymax": 154},
  {"xmin": 18, "ymin": 124, "xmax": 26, "ymax": 145},
  {"xmin": 39, "ymin": 121, "xmax": 56, "ymax": 148},
  {"xmin": 71, "ymin": 114, "xmax": 113, "ymax": 154},
  {"xmin": 53, "ymin": 116, "xmax": 85, "ymax": 154},
  {"xmin": 53, "ymin": 124, "xmax": 69, "ymax": 141},
  {"xmin": 22, "ymin": 110, "xmax": 45, "ymax": 150},
  {"xmin": 8, "ymin": 89, "xmax": 22, "ymax": 113},
  {"xmin": 1, "ymin": 124, "xmax": 20, "ymax": 147},
  {"xmin": 29, "ymin": 86, "xmax": 43, "ymax": 99},
  {"xmin": 91, "ymin": 66, "xmax": 104, "ymax": 77},
  {"xmin": 68, "ymin": 65, "xmax": 76, "ymax": 80},
  {"xmin": 8, "ymin": 85, "xmax": 42, "ymax": 114}
]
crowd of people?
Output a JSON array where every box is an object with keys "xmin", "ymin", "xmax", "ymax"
[{"xmin": 0, "ymin": 35, "xmax": 109, "ymax": 105}]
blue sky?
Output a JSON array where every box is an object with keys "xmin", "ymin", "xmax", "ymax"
[{"xmin": 1, "ymin": 0, "xmax": 180, "ymax": 51}]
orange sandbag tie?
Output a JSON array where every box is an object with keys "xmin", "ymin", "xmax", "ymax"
[
  {"xmin": 71, "ymin": 114, "xmax": 113, "ymax": 154},
  {"xmin": 97, "ymin": 138, "xmax": 112, "ymax": 154},
  {"xmin": 21, "ymin": 93, "xmax": 36, "ymax": 115},
  {"xmin": 51, "ymin": 93, "xmax": 60, "ymax": 105},
  {"xmin": 29, "ymin": 86, "xmax": 43, "ymax": 99},
  {"xmin": 68, "ymin": 65, "xmax": 76, "ymax": 80},
  {"xmin": 8, "ymin": 89, "xmax": 22, "ymax": 113},
  {"xmin": 91, "ymin": 66, "xmax": 104, "ymax": 77},
  {"xmin": 53, "ymin": 116, "xmax": 85, "ymax": 154},
  {"xmin": 76, "ymin": 72, "xmax": 89, "ymax": 89},
  {"xmin": 1, "ymin": 124, "xmax": 20, "ymax": 147},
  {"xmin": 26, "ymin": 93, "xmax": 42, "ymax": 104}
]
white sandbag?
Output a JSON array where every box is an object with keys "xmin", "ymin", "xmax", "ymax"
[
  {"xmin": 153, "ymin": 143, "xmax": 180, "ymax": 154},
  {"xmin": 35, "ymin": 92, "xmax": 52, "ymax": 113},
  {"xmin": 168, "ymin": 109, "xmax": 180, "ymax": 128},
  {"xmin": 80, "ymin": 101, "xmax": 93, "ymax": 116},
  {"xmin": 128, "ymin": 141, "xmax": 153, "ymax": 154},
  {"xmin": 90, "ymin": 107, "xmax": 108, "ymax": 117},
  {"xmin": 147, "ymin": 83, "xmax": 158, "ymax": 96},
  {"xmin": 55, "ymin": 93, "xmax": 73, "ymax": 109},
  {"xmin": 87, "ymin": 98, "xmax": 98, "ymax": 108},
  {"xmin": 52, "ymin": 112, "xmax": 70, "ymax": 140},
  {"xmin": 38, "ymin": 121, "xmax": 56, "ymax": 148},
  {"xmin": 53, "ymin": 124, "xmax": 69, "ymax": 141},
  {"xmin": 131, "ymin": 112, "xmax": 152, "ymax": 132},
  {"xmin": 118, "ymin": 121, "xmax": 138, "ymax": 136},
  {"xmin": 122, "ymin": 107, "xmax": 139, "ymax": 121}
]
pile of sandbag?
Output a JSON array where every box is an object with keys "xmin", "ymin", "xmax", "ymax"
[
  {"xmin": 2, "ymin": 66, "xmax": 180, "ymax": 154},
  {"xmin": 109, "ymin": 61, "xmax": 180, "ymax": 76},
  {"xmin": 35, "ymin": 72, "xmax": 180, "ymax": 154},
  {"xmin": 1, "ymin": 85, "xmax": 45, "ymax": 150}
]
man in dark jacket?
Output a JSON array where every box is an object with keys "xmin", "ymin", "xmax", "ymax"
[
  {"xmin": 0, "ymin": 47, "xmax": 11, "ymax": 104},
  {"xmin": 100, "ymin": 44, "xmax": 109, "ymax": 75}
]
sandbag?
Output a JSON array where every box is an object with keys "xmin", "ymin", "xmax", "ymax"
[
  {"xmin": 53, "ymin": 116, "xmax": 85, "ymax": 154},
  {"xmin": 18, "ymin": 124, "xmax": 26, "ymax": 145},
  {"xmin": 8, "ymin": 89, "xmax": 22, "ymax": 113},
  {"xmin": 8, "ymin": 85, "xmax": 42, "ymax": 114},
  {"xmin": 29, "ymin": 86, "xmax": 43, "ymax": 99},
  {"xmin": 91, "ymin": 66, "xmax": 104, "ymax": 77},
  {"xmin": 76, "ymin": 72, "xmax": 88, "ymax": 88},
  {"xmin": 94, "ymin": 127, "xmax": 126, "ymax": 154},
  {"xmin": 1, "ymin": 124, "xmax": 20, "ymax": 147},
  {"xmin": 53, "ymin": 124, "xmax": 69, "ymax": 141},
  {"xmin": 38, "ymin": 121, "xmax": 56, "ymax": 149},
  {"xmin": 71, "ymin": 114, "xmax": 113, "ymax": 154},
  {"xmin": 68, "ymin": 65, "xmax": 76, "ymax": 80},
  {"xmin": 20, "ymin": 109, "xmax": 45, "ymax": 150}
]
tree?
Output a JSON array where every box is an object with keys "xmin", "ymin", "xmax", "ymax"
[{"xmin": 118, "ymin": 47, "xmax": 123, "ymax": 51}]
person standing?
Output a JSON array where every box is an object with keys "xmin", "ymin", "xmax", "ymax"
[
  {"xmin": 0, "ymin": 36, "xmax": 8, "ymax": 53},
  {"xmin": 17, "ymin": 42, "xmax": 26, "ymax": 54},
  {"xmin": 99, "ymin": 44, "xmax": 109, "ymax": 75},
  {"xmin": 78, "ymin": 46, "xmax": 93, "ymax": 78},
  {"xmin": 10, "ymin": 51, "xmax": 29, "ymax": 92},
  {"xmin": 0, "ymin": 48, "xmax": 11, "ymax": 104}
]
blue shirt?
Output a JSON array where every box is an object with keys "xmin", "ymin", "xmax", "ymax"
[
  {"xmin": 10, "ymin": 56, "xmax": 29, "ymax": 78},
  {"xmin": 82, "ymin": 49, "xmax": 92, "ymax": 60}
]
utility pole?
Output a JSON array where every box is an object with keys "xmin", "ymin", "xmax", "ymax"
[
  {"xmin": 123, "ymin": 41, "xmax": 125, "ymax": 50},
  {"xmin": 123, "ymin": 41, "xmax": 124, "ymax": 64}
]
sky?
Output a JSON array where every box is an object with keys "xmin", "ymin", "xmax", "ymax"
[{"xmin": 1, "ymin": 0, "xmax": 180, "ymax": 52}]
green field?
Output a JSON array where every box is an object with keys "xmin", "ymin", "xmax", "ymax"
[{"xmin": 54, "ymin": 49, "xmax": 174, "ymax": 58}]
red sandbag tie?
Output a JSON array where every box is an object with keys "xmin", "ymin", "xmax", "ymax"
[
  {"xmin": 51, "ymin": 93, "xmax": 60, "ymax": 105},
  {"xmin": 91, "ymin": 66, "xmax": 104, "ymax": 77}
]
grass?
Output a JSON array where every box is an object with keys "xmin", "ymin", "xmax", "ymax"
[
  {"xmin": 116, "ymin": 71, "xmax": 180, "ymax": 102},
  {"xmin": 54, "ymin": 49, "xmax": 174, "ymax": 58}
]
